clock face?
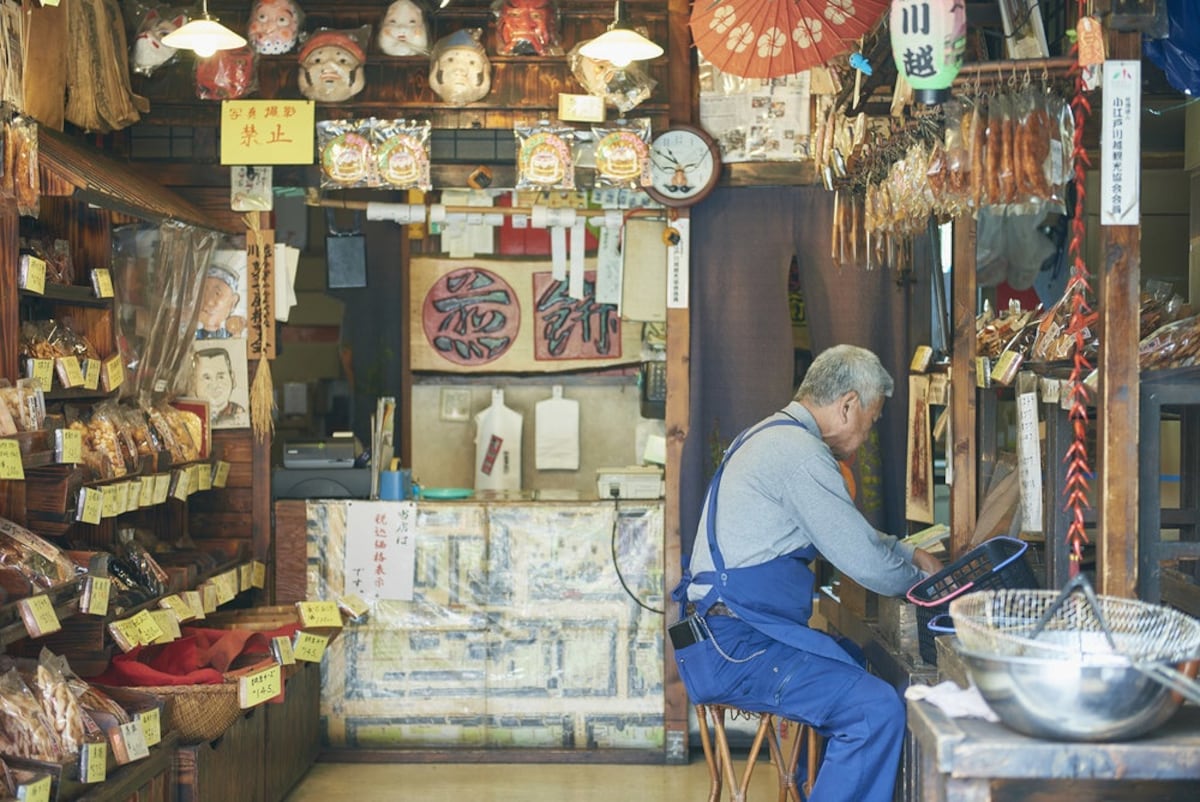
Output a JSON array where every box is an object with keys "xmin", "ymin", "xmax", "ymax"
[{"xmin": 647, "ymin": 126, "xmax": 721, "ymax": 207}]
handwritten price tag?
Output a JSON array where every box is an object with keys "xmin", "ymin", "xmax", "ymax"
[
  {"xmin": 81, "ymin": 741, "xmax": 107, "ymax": 783},
  {"xmin": 129, "ymin": 609, "xmax": 165, "ymax": 645},
  {"xmin": 29, "ymin": 358, "xmax": 54, "ymax": 392},
  {"xmin": 153, "ymin": 473, "xmax": 171, "ymax": 504},
  {"xmin": 201, "ymin": 583, "xmax": 218, "ymax": 613},
  {"xmin": 292, "ymin": 631, "xmax": 329, "ymax": 663},
  {"xmin": 58, "ymin": 428, "xmax": 83, "ymax": 464},
  {"xmin": 139, "ymin": 707, "xmax": 162, "ymax": 746},
  {"xmin": 20, "ymin": 255, "xmax": 46, "ymax": 294},
  {"xmin": 126, "ymin": 479, "xmax": 142, "ymax": 510},
  {"xmin": 114, "ymin": 481, "xmax": 130, "ymax": 515},
  {"xmin": 118, "ymin": 719, "xmax": 150, "ymax": 762},
  {"xmin": 271, "ymin": 635, "xmax": 296, "ymax": 666},
  {"xmin": 82, "ymin": 358, "xmax": 101, "ymax": 391},
  {"xmin": 150, "ymin": 609, "xmax": 181, "ymax": 643},
  {"xmin": 59, "ymin": 356, "xmax": 85, "ymax": 388},
  {"xmin": 0, "ymin": 439, "xmax": 24, "ymax": 480},
  {"xmin": 78, "ymin": 487, "xmax": 102, "ymax": 524},
  {"xmin": 184, "ymin": 589, "xmax": 205, "ymax": 619},
  {"xmin": 339, "ymin": 594, "xmax": 370, "ymax": 620},
  {"xmin": 15, "ymin": 774, "xmax": 51, "ymax": 802},
  {"xmin": 101, "ymin": 485, "xmax": 119, "ymax": 518},
  {"xmin": 297, "ymin": 600, "xmax": 342, "ymax": 628},
  {"xmin": 238, "ymin": 663, "xmax": 282, "ymax": 708},
  {"xmin": 91, "ymin": 268, "xmax": 115, "ymax": 298},
  {"xmin": 109, "ymin": 618, "xmax": 140, "ymax": 652},
  {"xmin": 160, "ymin": 594, "xmax": 194, "ymax": 622},
  {"xmin": 238, "ymin": 562, "xmax": 253, "ymax": 592},
  {"xmin": 139, "ymin": 475, "xmax": 156, "ymax": 507},
  {"xmin": 104, "ymin": 355, "xmax": 124, "ymax": 392},
  {"xmin": 83, "ymin": 576, "xmax": 111, "ymax": 616},
  {"xmin": 251, "ymin": 560, "xmax": 267, "ymax": 589},
  {"xmin": 213, "ymin": 460, "xmax": 231, "ymax": 487},
  {"xmin": 19, "ymin": 594, "xmax": 62, "ymax": 637},
  {"xmin": 198, "ymin": 463, "xmax": 213, "ymax": 491}
]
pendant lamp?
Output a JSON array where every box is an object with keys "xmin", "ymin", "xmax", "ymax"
[
  {"xmin": 579, "ymin": 0, "xmax": 663, "ymax": 68},
  {"xmin": 162, "ymin": 0, "xmax": 247, "ymax": 58}
]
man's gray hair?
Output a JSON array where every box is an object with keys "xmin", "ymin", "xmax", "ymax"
[{"xmin": 795, "ymin": 344, "xmax": 894, "ymax": 409}]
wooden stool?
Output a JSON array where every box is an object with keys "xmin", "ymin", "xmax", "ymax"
[{"xmin": 695, "ymin": 704, "xmax": 822, "ymax": 802}]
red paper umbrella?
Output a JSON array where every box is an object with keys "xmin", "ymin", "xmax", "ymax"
[{"xmin": 690, "ymin": 0, "xmax": 889, "ymax": 79}]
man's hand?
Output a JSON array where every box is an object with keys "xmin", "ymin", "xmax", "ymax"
[{"xmin": 911, "ymin": 547, "xmax": 943, "ymax": 576}]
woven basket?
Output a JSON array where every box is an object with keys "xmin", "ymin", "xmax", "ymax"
[{"xmin": 137, "ymin": 682, "xmax": 243, "ymax": 744}]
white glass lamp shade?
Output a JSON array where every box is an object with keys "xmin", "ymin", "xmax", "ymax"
[
  {"xmin": 579, "ymin": 28, "xmax": 662, "ymax": 68},
  {"xmin": 162, "ymin": 18, "xmax": 248, "ymax": 58}
]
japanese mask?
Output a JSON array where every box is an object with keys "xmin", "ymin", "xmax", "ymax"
[
  {"xmin": 196, "ymin": 46, "xmax": 259, "ymax": 100},
  {"xmin": 132, "ymin": 7, "xmax": 187, "ymax": 76},
  {"xmin": 493, "ymin": 0, "xmax": 561, "ymax": 56},
  {"xmin": 377, "ymin": 0, "xmax": 429, "ymax": 57},
  {"xmin": 248, "ymin": 0, "xmax": 304, "ymax": 56},
  {"xmin": 298, "ymin": 28, "xmax": 369, "ymax": 103},
  {"xmin": 429, "ymin": 29, "xmax": 491, "ymax": 105}
]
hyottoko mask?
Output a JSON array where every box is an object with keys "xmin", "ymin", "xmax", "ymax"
[
  {"xmin": 494, "ymin": 0, "xmax": 560, "ymax": 56},
  {"xmin": 132, "ymin": 7, "xmax": 188, "ymax": 75},
  {"xmin": 377, "ymin": 0, "xmax": 429, "ymax": 56},
  {"xmin": 428, "ymin": 29, "xmax": 491, "ymax": 105},
  {"xmin": 298, "ymin": 29, "xmax": 368, "ymax": 103},
  {"xmin": 248, "ymin": 0, "xmax": 304, "ymax": 55}
]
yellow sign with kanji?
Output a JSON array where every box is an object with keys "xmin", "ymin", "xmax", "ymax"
[{"xmin": 220, "ymin": 100, "xmax": 315, "ymax": 165}]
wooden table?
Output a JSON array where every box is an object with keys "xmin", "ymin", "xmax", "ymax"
[{"xmin": 907, "ymin": 700, "xmax": 1200, "ymax": 801}]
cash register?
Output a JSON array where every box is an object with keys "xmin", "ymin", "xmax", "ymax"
[{"xmin": 272, "ymin": 436, "xmax": 371, "ymax": 499}]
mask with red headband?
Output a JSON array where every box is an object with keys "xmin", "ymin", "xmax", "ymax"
[{"xmin": 297, "ymin": 26, "xmax": 370, "ymax": 103}]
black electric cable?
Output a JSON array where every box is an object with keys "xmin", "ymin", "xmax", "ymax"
[{"xmin": 609, "ymin": 500, "xmax": 665, "ymax": 616}]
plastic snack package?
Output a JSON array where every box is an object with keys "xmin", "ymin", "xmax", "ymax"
[
  {"xmin": 515, "ymin": 120, "xmax": 575, "ymax": 191},
  {"xmin": 318, "ymin": 119, "xmax": 374, "ymax": 189},
  {"xmin": 592, "ymin": 118, "xmax": 651, "ymax": 189},
  {"xmin": 373, "ymin": 119, "xmax": 432, "ymax": 191},
  {"xmin": 568, "ymin": 42, "xmax": 655, "ymax": 112},
  {"xmin": 0, "ymin": 668, "xmax": 66, "ymax": 761}
]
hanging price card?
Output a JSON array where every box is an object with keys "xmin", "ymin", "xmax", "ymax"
[
  {"xmin": 58, "ymin": 356, "xmax": 85, "ymax": 388},
  {"xmin": 19, "ymin": 594, "xmax": 62, "ymax": 637},
  {"xmin": 150, "ymin": 609, "xmax": 181, "ymax": 643},
  {"xmin": 129, "ymin": 609, "xmax": 165, "ymax": 645},
  {"xmin": 114, "ymin": 482, "xmax": 130, "ymax": 515},
  {"xmin": 271, "ymin": 635, "xmax": 296, "ymax": 666},
  {"xmin": 338, "ymin": 594, "xmax": 370, "ymax": 620},
  {"xmin": 138, "ymin": 707, "xmax": 162, "ymax": 746},
  {"xmin": 292, "ymin": 631, "xmax": 329, "ymax": 663},
  {"xmin": 139, "ymin": 475, "xmax": 156, "ymax": 507},
  {"xmin": 238, "ymin": 663, "xmax": 282, "ymax": 708},
  {"xmin": 57, "ymin": 428, "xmax": 82, "ymax": 464},
  {"xmin": 184, "ymin": 589, "xmax": 205, "ymax": 619},
  {"xmin": 109, "ymin": 618, "xmax": 141, "ymax": 651},
  {"xmin": 82, "ymin": 576, "xmax": 111, "ymax": 616},
  {"xmin": 0, "ymin": 440, "xmax": 24, "ymax": 480},
  {"xmin": 82, "ymin": 359, "xmax": 101, "ymax": 391},
  {"xmin": 126, "ymin": 479, "xmax": 142, "ymax": 510},
  {"xmin": 117, "ymin": 719, "xmax": 150, "ymax": 762},
  {"xmin": 160, "ymin": 594, "xmax": 194, "ymax": 622},
  {"xmin": 19, "ymin": 255, "xmax": 46, "ymax": 294},
  {"xmin": 103, "ymin": 355, "xmax": 124, "ymax": 392},
  {"xmin": 91, "ymin": 268, "xmax": 115, "ymax": 298},
  {"xmin": 238, "ymin": 562, "xmax": 253, "ymax": 592},
  {"xmin": 172, "ymin": 470, "xmax": 190, "ymax": 501},
  {"xmin": 297, "ymin": 600, "xmax": 342, "ymax": 628},
  {"xmin": 251, "ymin": 560, "xmax": 267, "ymax": 589},
  {"xmin": 80, "ymin": 741, "xmax": 107, "ymax": 783},
  {"xmin": 213, "ymin": 572, "xmax": 235, "ymax": 605},
  {"xmin": 197, "ymin": 463, "xmax": 212, "ymax": 491},
  {"xmin": 78, "ymin": 488, "xmax": 102, "ymax": 524},
  {"xmin": 153, "ymin": 473, "xmax": 171, "ymax": 504},
  {"xmin": 213, "ymin": 460, "xmax": 231, "ymax": 487},
  {"xmin": 200, "ymin": 583, "xmax": 218, "ymax": 613},
  {"xmin": 15, "ymin": 774, "xmax": 51, "ymax": 802},
  {"xmin": 29, "ymin": 358, "xmax": 54, "ymax": 392},
  {"xmin": 101, "ymin": 485, "xmax": 119, "ymax": 518}
]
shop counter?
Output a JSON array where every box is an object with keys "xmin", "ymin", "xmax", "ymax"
[{"xmin": 274, "ymin": 497, "xmax": 665, "ymax": 758}]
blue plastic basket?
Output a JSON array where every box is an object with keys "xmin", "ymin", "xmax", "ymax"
[{"xmin": 905, "ymin": 536, "xmax": 1039, "ymax": 664}]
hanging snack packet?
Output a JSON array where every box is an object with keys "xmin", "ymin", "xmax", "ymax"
[
  {"xmin": 318, "ymin": 119, "xmax": 374, "ymax": 189},
  {"xmin": 592, "ymin": 118, "xmax": 651, "ymax": 189},
  {"xmin": 1046, "ymin": 91, "xmax": 1074, "ymax": 214},
  {"xmin": 515, "ymin": 121, "xmax": 575, "ymax": 190},
  {"xmin": 373, "ymin": 119, "xmax": 432, "ymax": 191}
]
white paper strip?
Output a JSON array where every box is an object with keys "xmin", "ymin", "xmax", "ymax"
[
  {"xmin": 1016, "ymin": 389, "xmax": 1043, "ymax": 532},
  {"xmin": 666, "ymin": 218, "xmax": 690, "ymax": 309},
  {"xmin": 344, "ymin": 501, "xmax": 417, "ymax": 601},
  {"xmin": 568, "ymin": 221, "xmax": 586, "ymax": 299},
  {"xmin": 595, "ymin": 217, "xmax": 623, "ymax": 307},
  {"xmin": 1101, "ymin": 60, "xmax": 1141, "ymax": 226},
  {"xmin": 551, "ymin": 226, "xmax": 567, "ymax": 279}
]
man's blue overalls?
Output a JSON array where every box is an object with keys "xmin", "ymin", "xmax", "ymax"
[{"xmin": 671, "ymin": 418, "xmax": 906, "ymax": 802}]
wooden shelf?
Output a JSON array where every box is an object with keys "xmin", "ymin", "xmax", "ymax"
[{"xmin": 20, "ymin": 283, "xmax": 112, "ymax": 308}]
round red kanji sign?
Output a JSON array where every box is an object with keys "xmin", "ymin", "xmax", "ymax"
[{"xmin": 422, "ymin": 267, "xmax": 520, "ymax": 366}]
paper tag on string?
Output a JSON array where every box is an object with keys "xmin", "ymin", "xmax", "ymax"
[{"xmin": 1077, "ymin": 17, "xmax": 1105, "ymax": 67}]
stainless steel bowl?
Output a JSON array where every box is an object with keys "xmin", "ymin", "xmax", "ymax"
[{"xmin": 957, "ymin": 645, "xmax": 1196, "ymax": 741}]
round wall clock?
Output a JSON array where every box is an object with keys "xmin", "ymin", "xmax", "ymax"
[{"xmin": 646, "ymin": 124, "xmax": 722, "ymax": 208}]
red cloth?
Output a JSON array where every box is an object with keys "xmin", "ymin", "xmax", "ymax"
[{"xmin": 90, "ymin": 624, "xmax": 302, "ymax": 687}]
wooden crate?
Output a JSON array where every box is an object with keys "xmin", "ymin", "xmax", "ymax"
[
  {"xmin": 174, "ymin": 706, "xmax": 265, "ymax": 802},
  {"xmin": 75, "ymin": 733, "xmax": 179, "ymax": 802},
  {"xmin": 878, "ymin": 595, "xmax": 921, "ymax": 663},
  {"xmin": 262, "ymin": 661, "xmax": 321, "ymax": 802}
]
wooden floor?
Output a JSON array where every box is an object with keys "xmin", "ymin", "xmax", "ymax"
[{"xmin": 284, "ymin": 757, "xmax": 779, "ymax": 802}]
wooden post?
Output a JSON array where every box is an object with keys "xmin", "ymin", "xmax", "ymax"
[
  {"xmin": 1097, "ymin": 32, "xmax": 1142, "ymax": 597},
  {"xmin": 0, "ymin": 206, "xmax": 16, "ymax": 383},
  {"xmin": 949, "ymin": 215, "xmax": 978, "ymax": 559}
]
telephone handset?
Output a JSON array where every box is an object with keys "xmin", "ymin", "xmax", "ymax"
[{"xmin": 640, "ymin": 362, "xmax": 666, "ymax": 419}]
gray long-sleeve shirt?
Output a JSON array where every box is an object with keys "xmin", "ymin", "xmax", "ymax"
[{"xmin": 687, "ymin": 402, "xmax": 924, "ymax": 601}]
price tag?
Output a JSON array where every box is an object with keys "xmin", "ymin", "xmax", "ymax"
[
  {"xmin": 153, "ymin": 473, "xmax": 171, "ymax": 504},
  {"xmin": 338, "ymin": 594, "xmax": 370, "ymax": 621},
  {"xmin": 82, "ymin": 359, "xmax": 101, "ymax": 391},
  {"xmin": 297, "ymin": 600, "xmax": 342, "ymax": 628},
  {"xmin": 974, "ymin": 357, "xmax": 991, "ymax": 389},
  {"xmin": 213, "ymin": 460, "xmax": 231, "ymax": 488},
  {"xmin": 114, "ymin": 481, "xmax": 130, "ymax": 515},
  {"xmin": 218, "ymin": 569, "xmax": 239, "ymax": 603},
  {"xmin": 271, "ymin": 635, "xmax": 296, "ymax": 666},
  {"xmin": 238, "ymin": 562, "xmax": 253, "ymax": 592},
  {"xmin": 292, "ymin": 631, "xmax": 329, "ymax": 663},
  {"xmin": 251, "ymin": 560, "xmax": 267, "ymax": 589},
  {"xmin": 78, "ymin": 487, "xmax": 102, "ymax": 524},
  {"xmin": 238, "ymin": 663, "xmax": 282, "ymax": 708},
  {"xmin": 0, "ymin": 439, "xmax": 25, "ymax": 480},
  {"xmin": 172, "ymin": 470, "xmax": 191, "ymax": 501},
  {"xmin": 20, "ymin": 255, "xmax": 46, "ymax": 294},
  {"xmin": 126, "ymin": 478, "xmax": 142, "ymax": 510},
  {"xmin": 101, "ymin": 485, "xmax": 120, "ymax": 518},
  {"xmin": 150, "ymin": 609, "xmax": 181, "ymax": 643},
  {"xmin": 138, "ymin": 707, "xmax": 162, "ymax": 747},
  {"xmin": 109, "ymin": 618, "xmax": 141, "ymax": 651},
  {"xmin": 139, "ymin": 475, "xmax": 156, "ymax": 507},
  {"xmin": 117, "ymin": 719, "xmax": 150, "ymax": 761},
  {"xmin": 160, "ymin": 594, "xmax": 194, "ymax": 622},
  {"xmin": 83, "ymin": 576, "xmax": 111, "ymax": 616},
  {"xmin": 80, "ymin": 741, "xmax": 107, "ymax": 783},
  {"xmin": 58, "ymin": 428, "xmax": 83, "ymax": 464},
  {"xmin": 91, "ymin": 268, "xmax": 115, "ymax": 298},
  {"xmin": 103, "ymin": 355, "xmax": 125, "ymax": 392},
  {"xmin": 19, "ymin": 594, "xmax": 62, "ymax": 637},
  {"xmin": 184, "ymin": 589, "xmax": 205, "ymax": 620},
  {"xmin": 201, "ymin": 583, "xmax": 218, "ymax": 613},
  {"xmin": 909, "ymin": 345, "xmax": 933, "ymax": 373},
  {"xmin": 129, "ymin": 609, "xmax": 165, "ymax": 645},
  {"xmin": 198, "ymin": 463, "xmax": 213, "ymax": 491},
  {"xmin": 15, "ymin": 774, "xmax": 51, "ymax": 802},
  {"xmin": 59, "ymin": 356, "xmax": 85, "ymax": 388},
  {"xmin": 29, "ymin": 358, "xmax": 54, "ymax": 392}
]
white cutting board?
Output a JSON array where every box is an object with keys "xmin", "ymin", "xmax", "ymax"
[
  {"xmin": 474, "ymin": 389, "xmax": 523, "ymax": 491},
  {"xmin": 535, "ymin": 385, "xmax": 580, "ymax": 470}
]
